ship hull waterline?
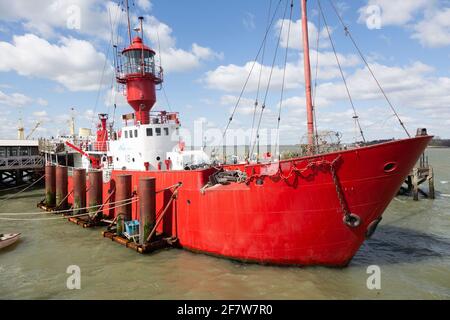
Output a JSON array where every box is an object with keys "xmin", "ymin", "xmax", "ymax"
[{"xmin": 66, "ymin": 136, "xmax": 431, "ymax": 266}]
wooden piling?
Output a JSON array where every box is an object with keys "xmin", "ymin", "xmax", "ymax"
[
  {"xmin": 413, "ymin": 167, "xmax": 419, "ymax": 201},
  {"xmin": 138, "ymin": 177, "xmax": 156, "ymax": 245},
  {"xmin": 56, "ymin": 166, "xmax": 68, "ymax": 210},
  {"xmin": 428, "ymin": 167, "xmax": 435, "ymax": 199},
  {"xmin": 73, "ymin": 168, "xmax": 86, "ymax": 214},
  {"xmin": 45, "ymin": 164, "xmax": 56, "ymax": 207}
]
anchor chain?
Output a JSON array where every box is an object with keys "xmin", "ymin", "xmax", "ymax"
[{"xmin": 329, "ymin": 157, "xmax": 361, "ymax": 228}]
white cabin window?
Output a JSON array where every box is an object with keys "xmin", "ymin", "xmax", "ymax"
[
  {"xmin": 156, "ymin": 128, "xmax": 161, "ymax": 136},
  {"xmin": 164, "ymin": 128, "xmax": 169, "ymax": 136},
  {"xmin": 146, "ymin": 128, "xmax": 153, "ymax": 136},
  {"xmin": 130, "ymin": 130, "xmax": 133, "ymax": 138},
  {"xmin": 134, "ymin": 130, "xmax": 138, "ymax": 138},
  {"xmin": 124, "ymin": 131, "xmax": 128, "ymax": 139}
]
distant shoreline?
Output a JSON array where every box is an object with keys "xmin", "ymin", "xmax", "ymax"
[{"xmin": 428, "ymin": 146, "xmax": 450, "ymax": 149}]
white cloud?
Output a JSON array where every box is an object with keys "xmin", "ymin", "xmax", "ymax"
[
  {"xmin": 0, "ymin": 0, "xmax": 122, "ymax": 41},
  {"xmin": 220, "ymin": 95, "xmax": 258, "ymax": 116},
  {"xmin": 315, "ymin": 61, "xmax": 450, "ymax": 110},
  {"xmin": 412, "ymin": 8, "xmax": 450, "ymax": 48},
  {"xmin": 358, "ymin": 0, "xmax": 430, "ymax": 26},
  {"xmin": 37, "ymin": 98, "xmax": 49, "ymax": 106},
  {"xmin": 33, "ymin": 110, "xmax": 48, "ymax": 118},
  {"xmin": 0, "ymin": 34, "xmax": 112, "ymax": 91},
  {"xmin": 243, "ymin": 12, "xmax": 256, "ymax": 31},
  {"xmin": 358, "ymin": 0, "xmax": 450, "ymax": 48},
  {"xmin": 0, "ymin": 90, "xmax": 33, "ymax": 107},
  {"xmin": 203, "ymin": 50, "xmax": 359, "ymax": 93},
  {"xmin": 137, "ymin": 0, "xmax": 152, "ymax": 11},
  {"xmin": 277, "ymin": 19, "xmax": 330, "ymax": 51},
  {"xmin": 142, "ymin": 16, "xmax": 223, "ymax": 73},
  {"xmin": 192, "ymin": 43, "xmax": 224, "ymax": 61}
]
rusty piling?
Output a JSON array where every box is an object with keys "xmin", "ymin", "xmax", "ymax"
[
  {"xmin": 138, "ymin": 177, "xmax": 156, "ymax": 244},
  {"xmin": 116, "ymin": 174, "xmax": 132, "ymax": 235},
  {"xmin": 55, "ymin": 166, "xmax": 68, "ymax": 210},
  {"xmin": 88, "ymin": 170, "xmax": 103, "ymax": 217},
  {"xmin": 73, "ymin": 168, "xmax": 86, "ymax": 215},
  {"xmin": 45, "ymin": 164, "xmax": 56, "ymax": 207}
]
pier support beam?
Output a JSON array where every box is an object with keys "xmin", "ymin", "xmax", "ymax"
[
  {"xmin": 428, "ymin": 167, "xmax": 435, "ymax": 200},
  {"xmin": 412, "ymin": 168, "xmax": 419, "ymax": 201},
  {"xmin": 116, "ymin": 174, "xmax": 132, "ymax": 235},
  {"xmin": 88, "ymin": 170, "xmax": 103, "ymax": 218},
  {"xmin": 45, "ymin": 164, "xmax": 56, "ymax": 207},
  {"xmin": 138, "ymin": 177, "xmax": 156, "ymax": 244},
  {"xmin": 73, "ymin": 168, "xmax": 86, "ymax": 215},
  {"xmin": 56, "ymin": 166, "xmax": 68, "ymax": 210}
]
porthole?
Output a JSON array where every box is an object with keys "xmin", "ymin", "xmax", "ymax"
[{"xmin": 384, "ymin": 162, "xmax": 397, "ymax": 173}]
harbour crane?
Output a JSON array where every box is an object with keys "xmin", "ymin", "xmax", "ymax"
[{"xmin": 26, "ymin": 121, "xmax": 41, "ymax": 139}]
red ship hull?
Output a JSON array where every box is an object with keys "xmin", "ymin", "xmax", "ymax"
[{"xmin": 67, "ymin": 136, "xmax": 431, "ymax": 266}]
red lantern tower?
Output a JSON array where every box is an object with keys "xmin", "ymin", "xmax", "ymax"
[{"xmin": 116, "ymin": 15, "xmax": 162, "ymax": 125}]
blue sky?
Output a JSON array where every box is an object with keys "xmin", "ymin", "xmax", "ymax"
[{"xmin": 0, "ymin": 0, "xmax": 449, "ymax": 145}]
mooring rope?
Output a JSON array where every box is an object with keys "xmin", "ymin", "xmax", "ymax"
[
  {"xmin": 0, "ymin": 197, "xmax": 137, "ymax": 216},
  {"xmin": 0, "ymin": 198, "xmax": 138, "ymax": 221},
  {"xmin": 0, "ymin": 175, "xmax": 45, "ymax": 205}
]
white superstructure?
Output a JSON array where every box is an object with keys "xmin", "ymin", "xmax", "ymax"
[{"xmin": 108, "ymin": 112, "xmax": 209, "ymax": 171}]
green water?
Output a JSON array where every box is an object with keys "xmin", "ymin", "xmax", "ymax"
[{"xmin": 0, "ymin": 149, "xmax": 449, "ymax": 299}]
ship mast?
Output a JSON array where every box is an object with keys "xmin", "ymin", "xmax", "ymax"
[
  {"xmin": 301, "ymin": 0, "xmax": 315, "ymax": 152},
  {"xmin": 125, "ymin": 0, "xmax": 132, "ymax": 45}
]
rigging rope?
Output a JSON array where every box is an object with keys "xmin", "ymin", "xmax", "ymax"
[
  {"xmin": 250, "ymin": 0, "xmax": 291, "ymax": 159},
  {"xmin": 312, "ymin": 6, "xmax": 321, "ymax": 148},
  {"xmin": 274, "ymin": 0, "xmax": 294, "ymax": 159},
  {"xmin": 248, "ymin": 0, "xmax": 274, "ymax": 160},
  {"xmin": 318, "ymin": 0, "xmax": 366, "ymax": 143},
  {"xmin": 328, "ymin": 0, "xmax": 410, "ymax": 138},
  {"xmin": 156, "ymin": 25, "xmax": 173, "ymax": 112},
  {"xmin": 91, "ymin": 1, "xmax": 122, "ymax": 130},
  {"xmin": 220, "ymin": 0, "xmax": 284, "ymax": 162}
]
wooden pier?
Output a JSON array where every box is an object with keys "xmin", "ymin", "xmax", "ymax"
[
  {"xmin": 0, "ymin": 140, "xmax": 44, "ymax": 188},
  {"xmin": 400, "ymin": 152, "xmax": 435, "ymax": 200}
]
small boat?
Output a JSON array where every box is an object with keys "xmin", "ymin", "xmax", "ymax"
[{"xmin": 0, "ymin": 233, "xmax": 21, "ymax": 250}]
